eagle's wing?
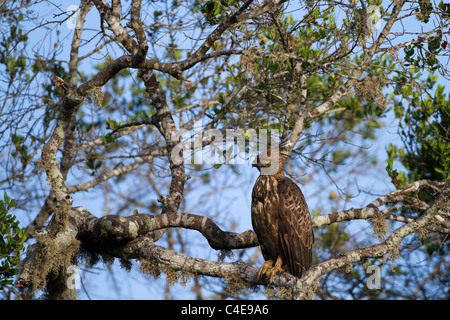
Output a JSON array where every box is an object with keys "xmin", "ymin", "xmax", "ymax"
[{"xmin": 277, "ymin": 177, "xmax": 314, "ymax": 277}]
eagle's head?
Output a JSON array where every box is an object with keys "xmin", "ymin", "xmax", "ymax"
[{"xmin": 252, "ymin": 149, "xmax": 283, "ymax": 176}]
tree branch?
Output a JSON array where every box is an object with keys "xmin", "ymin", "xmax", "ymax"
[
  {"xmin": 70, "ymin": 207, "xmax": 257, "ymax": 250},
  {"xmin": 308, "ymin": 0, "xmax": 407, "ymax": 120},
  {"xmin": 295, "ymin": 181, "xmax": 450, "ymax": 299}
]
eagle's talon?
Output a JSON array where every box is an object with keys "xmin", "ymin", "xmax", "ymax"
[
  {"xmin": 268, "ymin": 266, "xmax": 283, "ymax": 283},
  {"xmin": 257, "ymin": 259, "xmax": 275, "ymax": 282},
  {"xmin": 257, "ymin": 257, "xmax": 284, "ymax": 284}
]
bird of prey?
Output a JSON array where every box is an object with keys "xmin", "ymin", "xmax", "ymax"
[
  {"xmin": 50, "ymin": 75, "xmax": 68, "ymax": 91},
  {"xmin": 251, "ymin": 149, "xmax": 314, "ymax": 283}
]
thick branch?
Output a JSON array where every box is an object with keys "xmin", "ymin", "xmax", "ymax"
[
  {"xmin": 139, "ymin": 69, "xmax": 189, "ymax": 214},
  {"xmin": 70, "ymin": 207, "xmax": 258, "ymax": 250},
  {"xmin": 93, "ymin": 0, "xmax": 139, "ymax": 54}
]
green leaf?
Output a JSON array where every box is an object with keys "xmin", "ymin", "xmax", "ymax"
[{"xmin": 285, "ymin": 14, "xmax": 293, "ymax": 25}]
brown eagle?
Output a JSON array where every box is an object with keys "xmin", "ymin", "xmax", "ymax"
[{"xmin": 251, "ymin": 150, "xmax": 314, "ymax": 283}]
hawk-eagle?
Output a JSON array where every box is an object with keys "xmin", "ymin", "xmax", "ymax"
[{"xmin": 251, "ymin": 150, "xmax": 314, "ymax": 282}]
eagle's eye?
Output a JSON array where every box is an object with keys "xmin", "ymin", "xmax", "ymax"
[{"xmin": 263, "ymin": 159, "xmax": 271, "ymax": 166}]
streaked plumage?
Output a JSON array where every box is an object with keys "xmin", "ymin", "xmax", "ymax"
[{"xmin": 251, "ymin": 150, "xmax": 313, "ymax": 281}]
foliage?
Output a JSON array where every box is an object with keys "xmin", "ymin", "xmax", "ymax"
[
  {"xmin": 387, "ymin": 73, "xmax": 450, "ymax": 188},
  {"xmin": 0, "ymin": 192, "xmax": 26, "ymax": 288},
  {"xmin": 386, "ymin": 72, "xmax": 450, "ymax": 273}
]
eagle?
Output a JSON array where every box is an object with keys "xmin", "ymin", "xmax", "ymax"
[{"xmin": 251, "ymin": 149, "xmax": 314, "ymax": 283}]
